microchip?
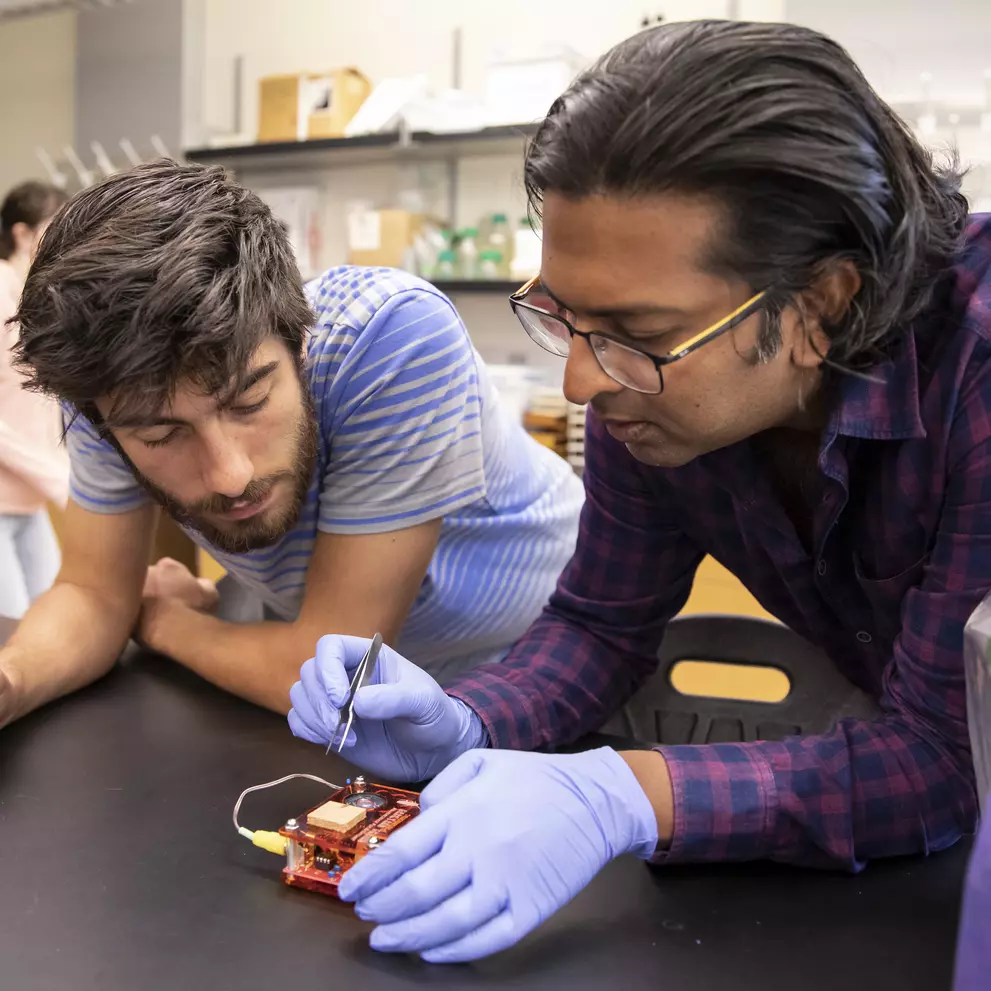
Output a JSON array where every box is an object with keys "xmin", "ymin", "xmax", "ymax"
[{"xmin": 307, "ymin": 800, "xmax": 366, "ymax": 833}]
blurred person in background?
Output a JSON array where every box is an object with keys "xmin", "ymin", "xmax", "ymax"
[{"xmin": 0, "ymin": 181, "xmax": 69, "ymax": 619}]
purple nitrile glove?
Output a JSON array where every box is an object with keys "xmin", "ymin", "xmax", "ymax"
[
  {"xmin": 288, "ymin": 634, "xmax": 486, "ymax": 782},
  {"xmin": 337, "ymin": 746, "xmax": 658, "ymax": 963}
]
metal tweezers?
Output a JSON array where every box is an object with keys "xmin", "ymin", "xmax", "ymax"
[{"xmin": 326, "ymin": 632, "xmax": 383, "ymax": 755}]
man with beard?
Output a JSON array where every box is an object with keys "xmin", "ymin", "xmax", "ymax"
[{"xmin": 0, "ymin": 160, "xmax": 583, "ymax": 725}]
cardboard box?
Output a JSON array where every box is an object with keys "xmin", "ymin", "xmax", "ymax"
[
  {"xmin": 258, "ymin": 68, "xmax": 371, "ymax": 143},
  {"xmin": 346, "ymin": 209, "xmax": 424, "ymax": 269}
]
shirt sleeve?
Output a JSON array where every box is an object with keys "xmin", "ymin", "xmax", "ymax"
[
  {"xmin": 316, "ymin": 287, "xmax": 485, "ymax": 534},
  {"xmin": 450, "ymin": 409, "xmax": 979, "ymax": 872},
  {"xmin": 447, "ymin": 411, "xmax": 704, "ymax": 747},
  {"xmin": 64, "ymin": 411, "xmax": 150, "ymax": 514}
]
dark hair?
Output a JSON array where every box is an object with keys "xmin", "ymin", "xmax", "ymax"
[
  {"xmin": 0, "ymin": 180, "xmax": 68, "ymax": 260},
  {"xmin": 524, "ymin": 20, "xmax": 970, "ymax": 368},
  {"xmin": 12, "ymin": 159, "xmax": 313, "ymax": 425}
]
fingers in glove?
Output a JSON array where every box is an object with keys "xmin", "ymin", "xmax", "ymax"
[
  {"xmin": 338, "ymin": 804, "xmax": 449, "ymax": 903},
  {"xmin": 288, "ymin": 707, "xmax": 326, "ymax": 745},
  {"xmin": 368, "ymin": 884, "xmax": 506, "ymax": 956},
  {"xmin": 420, "ymin": 909, "xmax": 520, "ymax": 964},
  {"xmin": 313, "ymin": 637, "xmax": 355, "ymax": 707},
  {"xmin": 288, "ymin": 678, "xmax": 337, "ymax": 743},
  {"xmin": 419, "ymin": 750, "xmax": 486, "ymax": 811},
  {"xmin": 300, "ymin": 656, "xmax": 342, "ymax": 724},
  {"xmin": 354, "ymin": 846, "xmax": 471, "ymax": 925}
]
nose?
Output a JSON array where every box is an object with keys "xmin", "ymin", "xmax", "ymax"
[
  {"xmin": 562, "ymin": 334, "xmax": 624, "ymax": 407},
  {"xmin": 198, "ymin": 422, "xmax": 254, "ymax": 498}
]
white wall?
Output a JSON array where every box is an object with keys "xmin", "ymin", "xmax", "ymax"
[
  {"xmin": 786, "ymin": 0, "xmax": 991, "ymax": 207},
  {"xmin": 0, "ymin": 10, "xmax": 75, "ymax": 195},
  {"xmin": 787, "ymin": 0, "xmax": 991, "ymax": 103},
  {"xmin": 197, "ymin": 0, "xmax": 736, "ymax": 140}
]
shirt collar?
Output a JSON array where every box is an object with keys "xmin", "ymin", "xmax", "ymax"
[{"xmin": 830, "ymin": 330, "xmax": 926, "ymax": 441}]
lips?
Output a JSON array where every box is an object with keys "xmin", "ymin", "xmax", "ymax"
[
  {"xmin": 603, "ymin": 420, "xmax": 652, "ymax": 444},
  {"xmin": 217, "ymin": 487, "xmax": 276, "ymax": 522}
]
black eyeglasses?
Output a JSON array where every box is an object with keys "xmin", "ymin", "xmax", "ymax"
[{"xmin": 509, "ymin": 275, "xmax": 769, "ymax": 395}]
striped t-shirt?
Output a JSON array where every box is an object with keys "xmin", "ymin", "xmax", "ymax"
[{"xmin": 66, "ymin": 266, "xmax": 584, "ymax": 680}]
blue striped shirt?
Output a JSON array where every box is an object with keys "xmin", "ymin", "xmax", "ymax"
[{"xmin": 67, "ymin": 266, "xmax": 584, "ymax": 678}]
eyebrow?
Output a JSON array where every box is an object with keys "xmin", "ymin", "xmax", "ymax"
[
  {"xmin": 108, "ymin": 360, "xmax": 280, "ymax": 430},
  {"xmin": 540, "ymin": 281, "xmax": 690, "ymax": 320}
]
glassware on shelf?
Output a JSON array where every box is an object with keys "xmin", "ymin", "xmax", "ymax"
[
  {"xmin": 457, "ymin": 227, "xmax": 480, "ymax": 279},
  {"xmin": 478, "ymin": 249, "xmax": 504, "ymax": 280},
  {"xmin": 486, "ymin": 213, "xmax": 513, "ymax": 276},
  {"xmin": 434, "ymin": 249, "xmax": 458, "ymax": 280}
]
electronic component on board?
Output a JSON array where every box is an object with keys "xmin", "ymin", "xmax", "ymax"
[
  {"xmin": 234, "ymin": 772, "xmax": 420, "ymax": 899},
  {"xmin": 278, "ymin": 779, "xmax": 420, "ymax": 898}
]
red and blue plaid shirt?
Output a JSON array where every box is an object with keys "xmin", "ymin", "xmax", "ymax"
[{"xmin": 450, "ymin": 216, "xmax": 991, "ymax": 871}]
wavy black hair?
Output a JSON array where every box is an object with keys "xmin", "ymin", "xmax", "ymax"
[
  {"xmin": 524, "ymin": 20, "xmax": 969, "ymax": 368},
  {"xmin": 12, "ymin": 160, "xmax": 313, "ymax": 426}
]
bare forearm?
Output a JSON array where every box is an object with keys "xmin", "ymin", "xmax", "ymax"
[
  {"xmin": 143, "ymin": 600, "xmax": 324, "ymax": 714},
  {"xmin": 1, "ymin": 581, "xmax": 138, "ymax": 722},
  {"xmin": 618, "ymin": 749, "xmax": 674, "ymax": 848}
]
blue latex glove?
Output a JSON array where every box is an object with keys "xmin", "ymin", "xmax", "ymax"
[
  {"xmin": 337, "ymin": 747, "xmax": 659, "ymax": 963},
  {"xmin": 288, "ymin": 635, "xmax": 486, "ymax": 782}
]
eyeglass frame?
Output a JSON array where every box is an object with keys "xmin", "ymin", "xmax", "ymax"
[{"xmin": 508, "ymin": 274, "xmax": 770, "ymax": 394}]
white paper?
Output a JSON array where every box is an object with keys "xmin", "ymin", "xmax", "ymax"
[
  {"xmin": 347, "ymin": 210, "xmax": 382, "ymax": 252},
  {"xmin": 256, "ymin": 186, "xmax": 322, "ymax": 280}
]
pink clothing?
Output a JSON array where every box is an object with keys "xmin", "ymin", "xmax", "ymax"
[{"xmin": 0, "ymin": 259, "xmax": 68, "ymax": 514}]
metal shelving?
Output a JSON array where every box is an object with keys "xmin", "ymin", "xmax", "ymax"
[
  {"xmin": 184, "ymin": 123, "xmax": 540, "ymax": 175},
  {"xmin": 431, "ymin": 279, "xmax": 519, "ymax": 295}
]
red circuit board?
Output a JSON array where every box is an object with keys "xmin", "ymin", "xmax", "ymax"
[{"xmin": 278, "ymin": 780, "xmax": 420, "ymax": 898}]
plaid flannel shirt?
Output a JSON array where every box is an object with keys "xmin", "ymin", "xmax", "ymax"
[{"xmin": 448, "ymin": 216, "xmax": 991, "ymax": 871}]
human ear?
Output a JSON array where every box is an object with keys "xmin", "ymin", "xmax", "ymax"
[{"xmin": 789, "ymin": 259, "xmax": 862, "ymax": 371}]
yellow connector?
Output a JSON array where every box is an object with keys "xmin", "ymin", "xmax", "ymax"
[{"xmin": 238, "ymin": 826, "xmax": 287, "ymax": 856}]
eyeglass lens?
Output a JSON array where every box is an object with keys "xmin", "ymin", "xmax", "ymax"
[{"xmin": 515, "ymin": 291, "xmax": 662, "ymax": 394}]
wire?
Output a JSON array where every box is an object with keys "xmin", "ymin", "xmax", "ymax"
[{"xmin": 233, "ymin": 773, "xmax": 342, "ymax": 855}]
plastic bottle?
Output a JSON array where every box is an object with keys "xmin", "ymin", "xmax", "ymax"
[
  {"xmin": 511, "ymin": 215, "xmax": 541, "ymax": 281},
  {"xmin": 457, "ymin": 227, "xmax": 480, "ymax": 280},
  {"xmin": 478, "ymin": 249, "xmax": 503, "ymax": 280},
  {"xmin": 487, "ymin": 213, "xmax": 513, "ymax": 277},
  {"xmin": 434, "ymin": 249, "xmax": 457, "ymax": 280},
  {"xmin": 476, "ymin": 213, "xmax": 495, "ymax": 251}
]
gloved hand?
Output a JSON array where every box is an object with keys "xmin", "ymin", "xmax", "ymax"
[
  {"xmin": 288, "ymin": 634, "xmax": 485, "ymax": 782},
  {"xmin": 337, "ymin": 747, "xmax": 659, "ymax": 963}
]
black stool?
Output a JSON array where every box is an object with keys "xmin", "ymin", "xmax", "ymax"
[{"xmin": 622, "ymin": 614, "xmax": 874, "ymax": 745}]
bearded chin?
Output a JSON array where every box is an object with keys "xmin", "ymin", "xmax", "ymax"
[{"xmin": 110, "ymin": 388, "xmax": 319, "ymax": 554}]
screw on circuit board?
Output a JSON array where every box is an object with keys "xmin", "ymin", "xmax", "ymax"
[{"xmin": 285, "ymin": 819, "xmax": 299, "ymax": 830}]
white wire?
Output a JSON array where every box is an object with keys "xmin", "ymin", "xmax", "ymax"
[{"xmin": 233, "ymin": 773, "xmax": 341, "ymax": 834}]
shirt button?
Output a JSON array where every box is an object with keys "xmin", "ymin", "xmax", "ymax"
[
  {"xmin": 817, "ymin": 560, "xmax": 826, "ymax": 576},
  {"xmin": 856, "ymin": 631, "xmax": 872, "ymax": 644}
]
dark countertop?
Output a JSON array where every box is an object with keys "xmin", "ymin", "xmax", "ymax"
[{"xmin": 0, "ymin": 648, "xmax": 969, "ymax": 990}]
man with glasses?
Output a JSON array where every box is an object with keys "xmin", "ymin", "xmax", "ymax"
[{"xmin": 289, "ymin": 20, "xmax": 989, "ymax": 963}]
